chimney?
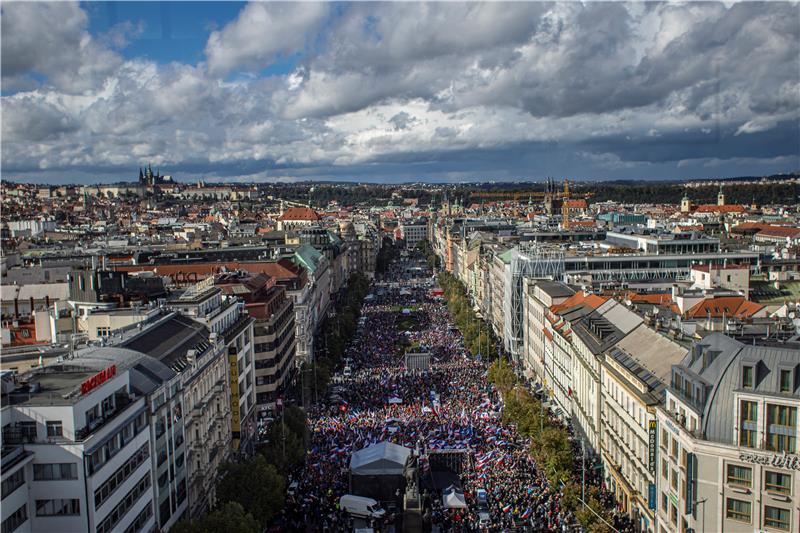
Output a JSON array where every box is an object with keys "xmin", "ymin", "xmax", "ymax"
[
  {"xmin": 29, "ymin": 297, "xmax": 34, "ymax": 315},
  {"xmin": 45, "ymin": 295, "xmax": 50, "ymax": 309},
  {"xmin": 14, "ymin": 298, "xmax": 19, "ymax": 318}
]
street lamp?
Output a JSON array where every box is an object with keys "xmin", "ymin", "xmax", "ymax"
[{"xmin": 692, "ymin": 498, "xmax": 707, "ymax": 533}]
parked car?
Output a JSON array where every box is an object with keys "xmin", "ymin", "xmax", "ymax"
[{"xmin": 339, "ymin": 495, "xmax": 386, "ymax": 519}]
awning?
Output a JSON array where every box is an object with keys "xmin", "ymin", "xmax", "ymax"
[{"xmin": 442, "ymin": 485, "xmax": 468, "ymax": 509}]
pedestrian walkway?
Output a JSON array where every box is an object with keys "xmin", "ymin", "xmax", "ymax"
[{"xmin": 274, "ymin": 254, "xmax": 621, "ymax": 532}]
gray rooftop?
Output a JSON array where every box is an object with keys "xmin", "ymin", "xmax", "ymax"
[
  {"xmin": 121, "ymin": 314, "xmax": 210, "ymax": 373},
  {"xmin": 679, "ymin": 334, "xmax": 800, "ymax": 444},
  {"xmin": 534, "ymin": 280, "xmax": 575, "ymax": 299}
]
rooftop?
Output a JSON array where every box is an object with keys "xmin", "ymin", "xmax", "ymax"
[
  {"xmin": 278, "ymin": 207, "xmax": 321, "ymax": 222},
  {"xmin": 121, "ymin": 314, "xmax": 210, "ymax": 373}
]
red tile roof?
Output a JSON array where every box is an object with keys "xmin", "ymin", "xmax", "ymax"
[
  {"xmin": 626, "ymin": 292, "xmax": 673, "ymax": 305},
  {"xmin": 694, "ymin": 204, "xmax": 746, "ymax": 213},
  {"xmin": 563, "ymin": 199, "xmax": 588, "ymax": 208},
  {"xmin": 278, "ymin": 207, "xmax": 320, "ymax": 221},
  {"xmin": 550, "ymin": 292, "xmax": 608, "ymax": 314},
  {"xmin": 115, "ymin": 259, "xmax": 306, "ymax": 283},
  {"xmin": 757, "ymin": 226, "xmax": 800, "ymax": 238},
  {"xmin": 685, "ymin": 297, "xmax": 764, "ymax": 319}
]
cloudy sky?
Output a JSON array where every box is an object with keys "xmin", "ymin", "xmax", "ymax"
[{"xmin": 2, "ymin": 1, "xmax": 798, "ymax": 184}]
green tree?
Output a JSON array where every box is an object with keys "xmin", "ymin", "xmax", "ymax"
[
  {"xmin": 171, "ymin": 502, "xmax": 261, "ymax": 533},
  {"xmin": 487, "ymin": 358, "xmax": 517, "ymax": 395},
  {"xmin": 261, "ymin": 421, "xmax": 307, "ymax": 473},
  {"xmin": 281, "ymin": 405, "xmax": 309, "ymax": 444},
  {"xmin": 216, "ymin": 455, "xmax": 285, "ymax": 527},
  {"xmin": 575, "ymin": 486, "xmax": 615, "ymax": 533}
]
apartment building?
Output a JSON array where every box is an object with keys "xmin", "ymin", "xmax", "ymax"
[
  {"xmin": 1, "ymin": 356, "xmax": 154, "ymax": 533},
  {"xmin": 489, "ymin": 249, "xmax": 511, "ymax": 341},
  {"xmin": 543, "ymin": 291, "xmax": 608, "ymax": 419},
  {"xmin": 353, "ymin": 221, "xmax": 381, "ymax": 278},
  {"xmin": 656, "ymin": 334, "xmax": 800, "ymax": 533},
  {"xmin": 399, "ymin": 219, "xmax": 428, "ymax": 248},
  {"xmin": 522, "ymin": 279, "xmax": 574, "ymax": 383},
  {"xmin": 169, "ymin": 279, "xmax": 256, "ymax": 452},
  {"xmin": 120, "ymin": 311, "xmax": 230, "ymax": 520},
  {"xmin": 601, "ymin": 325, "xmax": 687, "ymax": 533},
  {"xmin": 568, "ymin": 299, "xmax": 643, "ymax": 450},
  {"xmin": 216, "ymin": 273, "xmax": 296, "ymax": 418}
]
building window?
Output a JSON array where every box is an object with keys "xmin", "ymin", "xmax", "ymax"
[
  {"xmin": 670, "ymin": 503, "xmax": 678, "ymax": 526},
  {"xmin": 742, "ymin": 365, "xmax": 754, "ymax": 389},
  {"xmin": 764, "ymin": 471, "xmax": 791, "ymax": 494},
  {"xmin": 94, "ymin": 443, "xmax": 149, "ymax": 509},
  {"xmin": 671, "ymin": 469, "xmax": 679, "ymax": 491},
  {"xmin": 17, "ymin": 421, "xmax": 36, "ymax": 442},
  {"xmin": 661, "ymin": 492, "xmax": 668, "ymax": 513},
  {"xmin": 46, "ymin": 421, "xmax": 62, "ymax": 438},
  {"xmin": 35, "ymin": 499, "xmax": 80, "ymax": 517},
  {"xmin": 662, "ymin": 458, "xmax": 669, "ymax": 479},
  {"xmin": 96, "ymin": 473, "xmax": 151, "ymax": 533},
  {"xmin": 671, "ymin": 437, "xmax": 678, "ymax": 459},
  {"xmin": 726, "ymin": 498, "xmax": 751, "ymax": 523},
  {"xmin": 1, "ymin": 470, "xmax": 25, "ymax": 500},
  {"xmin": 123, "ymin": 503, "xmax": 153, "ymax": 533},
  {"xmin": 739, "ymin": 400, "xmax": 758, "ymax": 448},
  {"xmin": 764, "ymin": 506, "xmax": 790, "ymax": 531},
  {"xmin": 779, "ymin": 370, "xmax": 793, "ymax": 393},
  {"xmin": 726, "ymin": 464, "xmax": 752, "ymax": 488},
  {"xmin": 33, "ymin": 463, "xmax": 77, "ymax": 481},
  {"xmin": 766, "ymin": 404, "xmax": 797, "ymax": 453},
  {"xmin": 1, "ymin": 504, "xmax": 27, "ymax": 533}
]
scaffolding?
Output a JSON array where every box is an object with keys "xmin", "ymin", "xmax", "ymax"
[{"xmin": 502, "ymin": 244, "xmax": 565, "ymax": 365}]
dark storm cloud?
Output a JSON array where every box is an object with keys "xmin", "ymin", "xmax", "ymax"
[{"xmin": 1, "ymin": 1, "xmax": 798, "ymax": 183}]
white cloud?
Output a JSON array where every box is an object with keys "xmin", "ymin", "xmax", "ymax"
[
  {"xmin": 1, "ymin": 1, "xmax": 798, "ymax": 182},
  {"xmin": 205, "ymin": 2, "xmax": 328, "ymax": 76},
  {"xmin": 1, "ymin": 1, "xmax": 121, "ymax": 93}
]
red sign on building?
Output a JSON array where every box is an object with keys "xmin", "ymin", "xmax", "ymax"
[{"xmin": 80, "ymin": 365, "xmax": 117, "ymax": 395}]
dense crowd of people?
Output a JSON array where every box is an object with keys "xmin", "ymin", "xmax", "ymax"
[{"xmin": 274, "ymin": 256, "xmax": 629, "ymax": 532}]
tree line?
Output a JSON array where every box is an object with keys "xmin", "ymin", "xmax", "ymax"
[
  {"xmin": 437, "ymin": 271, "xmax": 500, "ymax": 361},
  {"xmin": 171, "ymin": 405, "xmax": 308, "ymax": 533},
  {"xmin": 488, "ymin": 359, "xmax": 615, "ymax": 533},
  {"xmin": 436, "ymin": 268, "xmax": 614, "ymax": 531},
  {"xmin": 416, "ymin": 239, "xmax": 440, "ymax": 270}
]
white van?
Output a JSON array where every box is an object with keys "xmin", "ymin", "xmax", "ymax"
[{"xmin": 339, "ymin": 494, "xmax": 386, "ymax": 519}]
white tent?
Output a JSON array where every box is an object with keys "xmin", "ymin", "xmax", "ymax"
[
  {"xmin": 350, "ymin": 441, "xmax": 411, "ymax": 476},
  {"xmin": 388, "ymin": 396, "xmax": 403, "ymax": 404},
  {"xmin": 442, "ymin": 485, "xmax": 468, "ymax": 509}
]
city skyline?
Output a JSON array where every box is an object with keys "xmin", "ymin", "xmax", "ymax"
[{"xmin": 2, "ymin": 1, "xmax": 799, "ymax": 184}]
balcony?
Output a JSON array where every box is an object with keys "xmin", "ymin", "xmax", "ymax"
[
  {"xmin": 1, "ymin": 446, "xmax": 33, "ymax": 471},
  {"xmin": 73, "ymin": 393, "xmax": 135, "ymax": 441},
  {"xmin": 222, "ymin": 314, "xmax": 254, "ymax": 344}
]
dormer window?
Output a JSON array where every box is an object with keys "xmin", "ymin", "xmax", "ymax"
[
  {"xmin": 780, "ymin": 370, "xmax": 793, "ymax": 394},
  {"xmin": 742, "ymin": 365, "xmax": 754, "ymax": 389}
]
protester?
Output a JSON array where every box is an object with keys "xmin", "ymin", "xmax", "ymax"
[{"xmin": 273, "ymin": 255, "xmax": 632, "ymax": 533}]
